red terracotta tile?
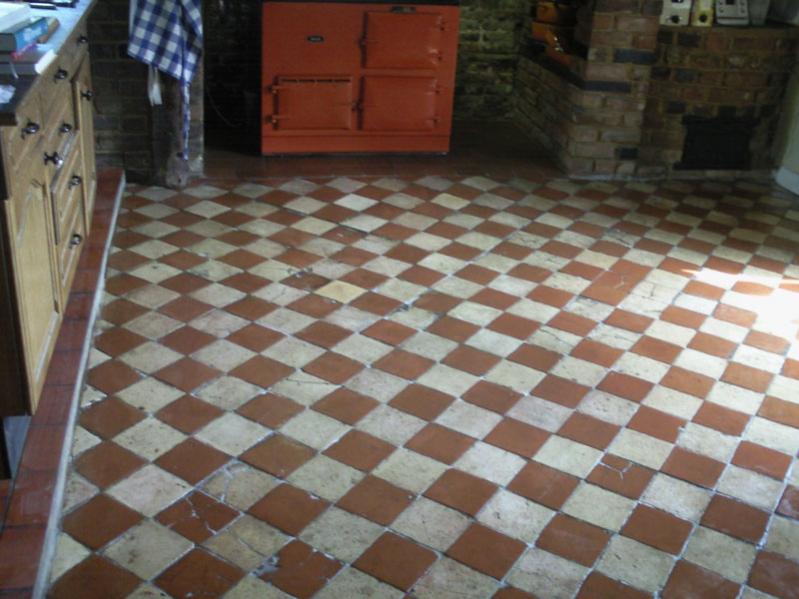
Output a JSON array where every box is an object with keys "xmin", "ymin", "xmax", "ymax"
[
  {"xmin": 425, "ymin": 469, "xmax": 498, "ymax": 516},
  {"xmin": 406, "ymin": 424, "xmax": 475, "ymax": 465},
  {"xmin": 62, "ymin": 494, "xmax": 143, "ymax": 550},
  {"xmin": 389, "ymin": 384, "xmax": 454, "ymax": 421},
  {"xmin": 155, "ymin": 358, "xmax": 221, "ymax": 393},
  {"xmin": 533, "ymin": 375, "xmax": 590, "ymax": 408},
  {"xmin": 79, "ymin": 398, "xmax": 146, "ymax": 439},
  {"xmin": 94, "ymin": 327, "xmax": 147, "ymax": 357},
  {"xmin": 237, "ymin": 393, "xmax": 304, "ymax": 428},
  {"xmin": 628, "ymin": 406, "xmax": 686, "ymax": 443},
  {"xmin": 155, "ymin": 395, "xmax": 222, "ymax": 434},
  {"xmin": 448, "ymin": 523, "xmax": 526, "ymax": 579},
  {"xmin": 632, "ymin": 336, "xmax": 682, "ymax": 364},
  {"xmin": 49, "ymin": 555, "xmax": 140, "ymax": 599},
  {"xmin": 662, "ymin": 447, "xmax": 725, "ymax": 489},
  {"xmin": 570, "ymin": 339, "xmax": 623, "ymax": 368},
  {"xmin": 662, "ymin": 561, "xmax": 740, "ymax": 599},
  {"xmin": 548, "ymin": 311, "xmax": 597, "ymax": 336},
  {"xmin": 509, "ymin": 343, "xmax": 561, "ymax": 371},
  {"xmin": 528, "ymin": 284, "xmax": 573, "ymax": 307},
  {"xmin": 263, "ymin": 540, "xmax": 342, "ymax": 598},
  {"xmin": 507, "ymin": 462, "xmax": 579, "ymax": 510},
  {"xmin": 155, "ymin": 438, "xmax": 230, "ymax": 483},
  {"xmin": 558, "ymin": 413, "xmax": 619, "ymax": 450},
  {"xmin": 160, "ymin": 326, "xmax": 217, "ymax": 355},
  {"xmin": 312, "ymin": 388, "xmax": 378, "ymax": 425},
  {"xmin": 661, "ymin": 366, "xmax": 715, "ymax": 398},
  {"xmin": 721, "ymin": 363, "xmax": 773, "ymax": 393},
  {"xmin": 731, "ymin": 441, "xmax": 791, "ymax": 480},
  {"xmin": 692, "ymin": 401, "xmax": 749, "ymax": 436},
  {"xmin": 240, "ymin": 435, "xmax": 315, "ymax": 478},
  {"xmin": 758, "ymin": 396, "xmax": 799, "ymax": 429},
  {"xmin": 689, "ymin": 332, "xmax": 737, "ymax": 359},
  {"xmin": 87, "ymin": 360, "xmax": 141, "ymax": 395},
  {"xmin": 337, "ymin": 475, "xmax": 414, "ymax": 525},
  {"xmin": 73, "ymin": 441, "xmax": 146, "ymax": 488},
  {"xmin": 303, "ymin": 352, "xmax": 363, "ymax": 384},
  {"xmin": 462, "ymin": 380, "xmax": 521, "ymax": 414},
  {"xmin": 226, "ymin": 324, "xmax": 284, "ymax": 352},
  {"xmin": 778, "ymin": 485, "xmax": 799, "ymax": 519},
  {"xmin": 354, "ymin": 533, "xmax": 436, "ymax": 591},
  {"xmin": 155, "ymin": 548, "xmax": 244, "ymax": 599},
  {"xmin": 443, "ymin": 345, "xmax": 501, "ymax": 376},
  {"xmin": 701, "ymin": 494, "xmax": 770, "ymax": 543},
  {"xmin": 225, "ymin": 296, "xmax": 276, "ymax": 321},
  {"xmin": 576, "ymin": 572, "xmax": 651, "ymax": 599},
  {"xmin": 661, "ymin": 305, "xmax": 706, "ymax": 330},
  {"xmin": 597, "ymin": 372, "xmax": 653, "ymax": 402},
  {"xmin": 621, "ymin": 504, "xmax": 692, "ymax": 554},
  {"xmin": 249, "ymin": 484, "xmax": 330, "ymax": 535},
  {"xmin": 749, "ymin": 551, "xmax": 799, "ymax": 599},
  {"xmin": 158, "ymin": 297, "xmax": 213, "ymax": 322},
  {"xmin": 537, "ymin": 513, "xmax": 611, "ymax": 567},
  {"xmin": 363, "ymin": 320, "xmax": 416, "ymax": 345},
  {"xmin": 427, "ymin": 316, "xmax": 480, "ymax": 343},
  {"xmin": 485, "ymin": 418, "xmax": 550, "ymax": 458},
  {"xmin": 744, "ymin": 330, "xmax": 790, "ymax": 355},
  {"xmin": 296, "ymin": 321, "xmax": 352, "ymax": 349},
  {"xmin": 374, "ymin": 350, "xmax": 434, "ymax": 380},
  {"xmin": 156, "ymin": 491, "xmax": 238, "ymax": 543},
  {"xmin": 324, "ymin": 430, "xmax": 395, "ymax": 471},
  {"xmin": 587, "ymin": 455, "xmax": 654, "ymax": 500}
]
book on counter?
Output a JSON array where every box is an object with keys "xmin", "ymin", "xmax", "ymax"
[
  {"xmin": 0, "ymin": 2, "xmax": 32, "ymax": 32},
  {"xmin": 0, "ymin": 16, "xmax": 50, "ymax": 52},
  {"xmin": 0, "ymin": 47, "xmax": 56, "ymax": 75}
]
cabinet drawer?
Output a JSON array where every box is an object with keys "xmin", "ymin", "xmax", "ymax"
[
  {"xmin": 39, "ymin": 76, "xmax": 78, "ymax": 181},
  {"xmin": 55, "ymin": 179, "xmax": 85, "ymax": 305},
  {"xmin": 50, "ymin": 144, "xmax": 84, "ymax": 245},
  {"xmin": 2, "ymin": 94, "xmax": 44, "ymax": 176}
]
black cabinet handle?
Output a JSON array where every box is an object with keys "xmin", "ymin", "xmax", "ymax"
[
  {"xmin": 23, "ymin": 122, "xmax": 40, "ymax": 136},
  {"xmin": 44, "ymin": 152, "xmax": 64, "ymax": 168},
  {"xmin": 54, "ymin": 69, "xmax": 69, "ymax": 81},
  {"xmin": 77, "ymin": 35, "xmax": 89, "ymax": 45},
  {"xmin": 69, "ymin": 233, "xmax": 83, "ymax": 248},
  {"xmin": 81, "ymin": 90, "xmax": 94, "ymax": 101},
  {"xmin": 60, "ymin": 122, "xmax": 74, "ymax": 134},
  {"xmin": 69, "ymin": 174, "xmax": 83, "ymax": 188}
]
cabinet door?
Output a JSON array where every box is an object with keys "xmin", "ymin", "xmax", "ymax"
[
  {"xmin": 361, "ymin": 77, "xmax": 439, "ymax": 131},
  {"xmin": 270, "ymin": 77, "xmax": 355, "ymax": 131},
  {"xmin": 9, "ymin": 176, "xmax": 61, "ymax": 411},
  {"xmin": 73, "ymin": 57, "xmax": 96, "ymax": 233}
]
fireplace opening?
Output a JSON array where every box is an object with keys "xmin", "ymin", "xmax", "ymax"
[{"xmin": 676, "ymin": 116, "xmax": 758, "ymax": 171}]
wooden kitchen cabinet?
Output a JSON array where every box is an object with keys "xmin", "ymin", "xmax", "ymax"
[{"xmin": 0, "ymin": 1, "xmax": 97, "ymax": 417}]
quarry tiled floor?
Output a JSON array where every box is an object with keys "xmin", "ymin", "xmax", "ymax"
[{"xmin": 47, "ymin": 172, "xmax": 799, "ymax": 598}]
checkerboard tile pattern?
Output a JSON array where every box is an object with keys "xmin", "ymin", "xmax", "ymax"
[{"xmin": 48, "ymin": 174, "xmax": 799, "ymax": 598}]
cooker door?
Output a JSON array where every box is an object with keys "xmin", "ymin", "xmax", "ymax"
[
  {"xmin": 270, "ymin": 77, "xmax": 355, "ymax": 131},
  {"xmin": 361, "ymin": 77, "xmax": 439, "ymax": 131},
  {"xmin": 363, "ymin": 11, "xmax": 444, "ymax": 69}
]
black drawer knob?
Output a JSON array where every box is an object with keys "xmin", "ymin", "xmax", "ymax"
[
  {"xmin": 60, "ymin": 122, "xmax": 74, "ymax": 134},
  {"xmin": 69, "ymin": 233, "xmax": 83, "ymax": 248},
  {"xmin": 54, "ymin": 69, "xmax": 69, "ymax": 81},
  {"xmin": 23, "ymin": 122, "xmax": 40, "ymax": 136},
  {"xmin": 44, "ymin": 152, "xmax": 64, "ymax": 168},
  {"xmin": 69, "ymin": 174, "xmax": 83, "ymax": 188},
  {"xmin": 81, "ymin": 90, "xmax": 94, "ymax": 101},
  {"xmin": 77, "ymin": 35, "xmax": 89, "ymax": 45}
]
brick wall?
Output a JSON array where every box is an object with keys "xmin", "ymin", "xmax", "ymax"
[
  {"xmin": 514, "ymin": 0, "xmax": 663, "ymax": 177},
  {"xmin": 640, "ymin": 25, "xmax": 799, "ymax": 176}
]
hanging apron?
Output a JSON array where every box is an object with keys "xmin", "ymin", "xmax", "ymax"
[{"xmin": 128, "ymin": 0, "xmax": 203, "ymax": 160}]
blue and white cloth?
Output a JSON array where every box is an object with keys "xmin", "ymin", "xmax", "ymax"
[{"xmin": 128, "ymin": 0, "xmax": 203, "ymax": 160}]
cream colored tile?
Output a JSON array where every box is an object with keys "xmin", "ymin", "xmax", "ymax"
[
  {"xmin": 126, "ymin": 284, "xmax": 179, "ymax": 309},
  {"xmin": 465, "ymin": 329, "xmax": 523, "ymax": 357},
  {"xmin": 563, "ymin": 483, "xmax": 636, "ymax": 532},
  {"xmin": 103, "ymin": 520, "xmax": 191, "ymax": 579},
  {"xmin": 299, "ymin": 507, "xmax": 383, "ymax": 562},
  {"xmin": 372, "ymin": 448, "xmax": 447, "ymax": 493},
  {"xmin": 191, "ymin": 309, "xmax": 248, "ymax": 338},
  {"xmin": 485, "ymin": 361, "xmax": 546, "ymax": 394},
  {"xmin": 684, "ymin": 527, "xmax": 757, "ymax": 583},
  {"xmin": 596, "ymin": 536, "xmax": 674, "ymax": 593},
  {"xmin": 413, "ymin": 557, "xmax": 500, "ymax": 599},
  {"xmin": 418, "ymin": 364, "xmax": 480, "ymax": 397},
  {"xmin": 641, "ymin": 474, "xmax": 711, "ymax": 522},
  {"xmin": 534, "ymin": 436, "xmax": 602, "ymax": 478},
  {"xmin": 287, "ymin": 455, "xmax": 364, "ymax": 502},
  {"xmin": 280, "ymin": 410, "xmax": 348, "ymax": 450},
  {"xmin": 507, "ymin": 396, "xmax": 572, "ymax": 432},
  {"xmin": 642, "ymin": 386, "xmax": 701, "ymax": 420},
  {"xmin": 257, "ymin": 308, "xmax": 315, "ymax": 335},
  {"xmin": 204, "ymin": 515, "xmax": 289, "ymax": 571},
  {"xmin": 117, "ymin": 378, "xmax": 184, "ymax": 413},
  {"xmin": 49, "ymin": 533, "xmax": 90, "ymax": 584},
  {"xmin": 203, "ymin": 463, "xmax": 279, "ymax": 510},
  {"xmin": 357, "ymin": 405, "xmax": 426, "ymax": 446},
  {"xmin": 766, "ymin": 517, "xmax": 799, "ymax": 562},
  {"xmin": 507, "ymin": 548, "xmax": 588, "ymax": 599},
  {"xmin": 608, "ymin": 429, "xmax": 673, "ymax": 470},
  {"xmin": 436, "ymin": 401, "xmax": 503, "ymax": 439},
  {"xmin": 391, "ymin": 497, "xmax": 470, "ymax": 551},
  {"xmin": 114, "ymin": 418, "xmax": 186, "ymax": 461},
  {"xmin": 196, "ymin": 376, "xmax": 261, "ymax": 411},
  {"xmin": 401, "ymin": 332, "xmax": 458, "ymax": 361},
  {"xmin": 62, "ymin": 473, "xmax": 98, "ymax": 513},
  {"xmin": 125, "ymin": 312, "xmax": 182, "ymax": 339},
  {"xmin": 191, "ymin": 283, "xmax": 247, "ymax": 308},
  {"xmin": 677, "ymin": 423, "xmax": 737, "ymax": 462},
  {"xmin": 126, "ymin": 584, "xmax": 170, "ymax": 598},
  {"xmin": 613, "ymin": 353, "xmax": 670, "ymax": 384},
  {"xmin": 449, "ymin": 302, "xmax": 503, "ymax": 326},
  {"xmin": 717, "ymin": 465, "xmax": 783, "ymax": 511},
  {"xmin": 334, "ymin": 334, "xmax": 393, "ymax": 364},
  {"xmin": 744, "ymin": 417, "xmax": 799, "ymax": 456},
  {"xmin": 224, "ymin": 576, "xmax": 292, "ymax": 599},
  {"xmin": 271, "ymin": 372, "xmax": 337, "ymax": 407},
  {"xmin": 577, "ymin": 390, "xmax": 639, "ymax": 426},
  {"xmin": 551, "ymin": 356, "xmax": 607, "ymax": 386},
  {"xmin": 71, "ymin": 426, "xmax": 101, "ymax": 457},
  {"xmin": 192, "ymin": 340, "xmax": 256, "ymax": 372},
  {"xmin": 706, "ymin": 381, "xmax": 763, "ymax": 415},
  {"xmin": 108, "ymin": 465, "xmax": 191, "ymax": 517},
  {"xmin": 345, "ymin": 369, "xmax": 406, "ymax": 404},
  {"xmin": 314, "ymin": 568, "xmax": 403, "ymax": 599},
  {"xmin": 477, "ymin": 489, "xmax": 554, "ymax": 542},
  {"xmin": 196, "ymin": 413, "xmax": 269, "ymax": 456},
  {"xmin": 455, "ymin": 442, "xmax": 526, "ymax": 486}
]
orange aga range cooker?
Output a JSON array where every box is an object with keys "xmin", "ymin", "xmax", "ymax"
[{"xmin": 261, "ymin": 0, "xmax": 461, "ymax": 155}]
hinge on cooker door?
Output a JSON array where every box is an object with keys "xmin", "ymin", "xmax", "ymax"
[{"xmin": 267, "ymin": 85, "xmax": 284, "ymax": 95}]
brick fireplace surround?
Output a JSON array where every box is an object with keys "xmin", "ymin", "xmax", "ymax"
[{"xmin": 87, "ymin": 0, "xmax": 797, "ymax": 183}]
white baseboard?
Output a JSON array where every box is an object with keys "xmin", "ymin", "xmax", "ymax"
[{"xmin": 775, "ymin": 167, "xmax": 799, "ymax": 195}]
